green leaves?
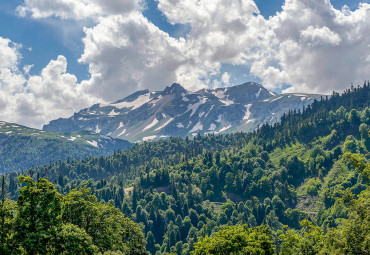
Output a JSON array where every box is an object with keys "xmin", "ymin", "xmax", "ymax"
[
  {"xmin": 191, "ymin": 225, "xmax": 275, "ymax": 255},
  {"xmin": 0, "ymin": 176, "xmax": 147, "ymax": 254},
  {"xmin": 14, "ymin": 176, "xmax": 63, "ymax": 254},
  {"xmin": 56, "ymin": 223, "xmax": 98, "ymax": 255},
  {"xmin": 280, "ymin": 154, "xmax": 370, "ymax": 255},
  {"xmin": 342, "ymin": 153, "xmax": 370, "ymax": 185}
]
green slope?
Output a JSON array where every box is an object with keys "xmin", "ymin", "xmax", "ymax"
[{"xmin": 0, "ymin": 121, "xmax": 132, "ymax": 173}]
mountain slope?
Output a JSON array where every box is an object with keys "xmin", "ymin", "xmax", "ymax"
[
  {"xmin": 43, "ymin": 82, "xmax": 323, "ymax": 142},
  {"xmin": 0, "ymin": 121, "xmax": 132, "ymax": 173}
]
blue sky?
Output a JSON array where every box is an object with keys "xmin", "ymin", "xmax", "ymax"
[
  {"xmin": 0, "ymin": 1, "xmax": 89, "ymax": 80},
  {"xmin": 0, "ymin": 0, "xmax": 364, "ymax": 83}
]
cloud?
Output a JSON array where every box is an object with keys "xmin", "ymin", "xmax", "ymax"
[
  {"xmin": 4, "ymin": 0, "xmax": 370, "ymax": 128},
  {"xmin": 78, "ymin": 0, "xmax": 267, "ymax": 101},
  {"xmin": 0, "ymin": 37, "xmax": 21, "ymax": 69},
  {"xmin": 79, "ymin": 12, "xmax": 189, "ymax": 100},
  {"xmin": 300, "ymin": 26, "xmax": 341, "ymax": 46},
  {"xmin": 157, "ymin": 0, "xmax": 266, "ymax": 65},
  {"xmin": 0, "ymin": 38, "xmax": 98, "ymax": 127},
  {"xmin": 251, "ymin": 0, "xmax": 370, "ymax": 93},
  {"xmin": 221, "ymin": 72, "xmax": 231, "ymax": 86},
  {"xmin": 17, "ymin": 0, "xmax": 143, "ymax": 19}
]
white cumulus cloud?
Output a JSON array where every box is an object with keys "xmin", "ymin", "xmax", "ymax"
[
  {"xmin": 2, "ymin": 0, "xmax": 370, "ymax": 128},
  {"xmin": 251, "ymin": 0, "xmax": 370, "ymax": 93},
  {"xmin": 0, "ymin": 38, "xmax": 98, "ymax": 127},
  {"xmin": 79, "ymin": 12, "xmax": 189, "ymax": 101},
  {"xmin": 300, "ymin": 26, "xmax": 341, "ymax": 46}
]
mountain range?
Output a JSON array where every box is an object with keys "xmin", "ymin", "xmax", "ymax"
[
  {"xmin": 0, "ymin": 121, "xmax": 131, "ymax": 173},
  {"xmin": 43, "ymin": 82, "xmax": 323, "ymax": 143}
]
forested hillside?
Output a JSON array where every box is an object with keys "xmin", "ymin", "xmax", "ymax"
[
  {"xmin": 1, "ymin": 83, "xmax": 370, "ymax": 254},
  {"xmin": 0, "ymin": 122, "xmax": 132, "ymax": 173}
]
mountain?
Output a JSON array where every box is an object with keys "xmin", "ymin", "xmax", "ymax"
[
  {"xmin": 43, "ymin": 82, "xmax": 323, "ymax": 143},
  {"xmin": 5, "ymin": 83, "xmax": 369, "ymax": 254},
  {"xmin": 0, "ymin": 121, "xmax": 131, "ymax": 173}
]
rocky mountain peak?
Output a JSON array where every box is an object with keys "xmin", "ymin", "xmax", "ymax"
[{"xmin": 163, "ymin": 83, "xmax": 188, "ymax": 96}]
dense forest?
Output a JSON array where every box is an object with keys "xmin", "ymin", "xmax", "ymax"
[{"xmin": 1, "ymin": 83, "xmax": 370, "ymax": 254}]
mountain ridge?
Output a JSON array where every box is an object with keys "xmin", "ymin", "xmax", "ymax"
[{"xmin": 43, "ymin": 82, "xmax": 324, "ymax": 142}]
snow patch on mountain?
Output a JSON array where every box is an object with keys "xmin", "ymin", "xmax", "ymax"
[
  {"xmin": 143, "ymin": 135, "xmax": 157, "ymax": 141},
  {"xmin": 101, "ymin": 93, "xmax": 152, "ymax": 110},
  {"xmin": 87, "ymin": 140, "xmax": 98, "ymax": 147},
  {"xmin": 270, "ymin": 96, "xmax": 284, "ymax": 103},
  {"xmin": 243, "ymin": 104, "xmax": 252, "ymax": 120},
  {"xmin": 212, "ymin": 89, "xmax": 227, "ymax": 99},
  {"xmin": 149, "ymin": 96, "xmax": 162, "ymax": 107},
  {"xmin": 78, "ymin": 117, "xmax": 90, "ymax": 121},
  {"xmin": 220, "ymin": 99, "xmax": 234, "ymax": 106},
  {"xmin": 155, "ymin": 118, "xmax": 174, "ymax": 131},
  {"xmin": 216, "ymin": 115, "xmax": 222, "ymax": 123},
  {"xmin": 117, "ymin": 122, "xmax": 124, "ymax": 129},
  {"xmin": 108, "ymin": 109, "xmax": 120, "ymax": 116},
  {"xmin": 117, "ymin": 129, "xmax": 126, "ymax": 137},
  {"xmin": 189, "ymin": 122, "xmax": 203, "ymax": 133},
  {"xmin": 205, "ymin": 105, "xmax": 214, "ymax": 118},
  {"xmin": 219, "ymin": 125, "xmax": 232, "ymax": 132},
  {"xmin": 177, "ymin": 123, "xmax": 184, "ymax": 128},
  {"xmin": 187, "ymin": 97, "xmax": 207, "ymax": 117},
  {"xmin": 256, "ymin": 88, "xmax": 262, "ymax": 98},
  {"xmin": 143, "ymin": 118, "xmax": 159, "ymax": 131},
  {"xmin": 209, "ymin": 123, "xmax": 216, "ymax": 131}
]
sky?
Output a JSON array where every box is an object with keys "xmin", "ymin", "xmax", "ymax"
[{"xmin": 0, "ymin": 0, "xmax": 369, "ymax": 128}]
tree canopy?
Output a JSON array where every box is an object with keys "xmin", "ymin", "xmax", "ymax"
[{"xmin": 0, "ymin": 176, "xmax": 147, "ymax": 254}]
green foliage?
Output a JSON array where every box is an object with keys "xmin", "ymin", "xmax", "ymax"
[
  {"xmin": 56, "ymin": 223, "xmax": 98, "ymax": 254},
  {"xmin": 14, "ymin": 176, "xmax": 63, "ymax": 254},
  {"xmin": 342, "ymin": 153, "xmax": 370, "ymax": 185},
  {"xmin": 0, "ymin": 176, "xmax": 147, "ymax": 254},
  {"xmin": 280, "ymin": 153, "xmax": 370, "ymax": 255},
  {"xmin": 279, "ymin": 220, "xmax": 325, "ymax": 255},
  {"xmin": 192, "ymin": 225, "xmax": 275, "ymax": 255},
  {"xmin": 0, "ymin": 196, "xmax": 16, "ymax": 253}
]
